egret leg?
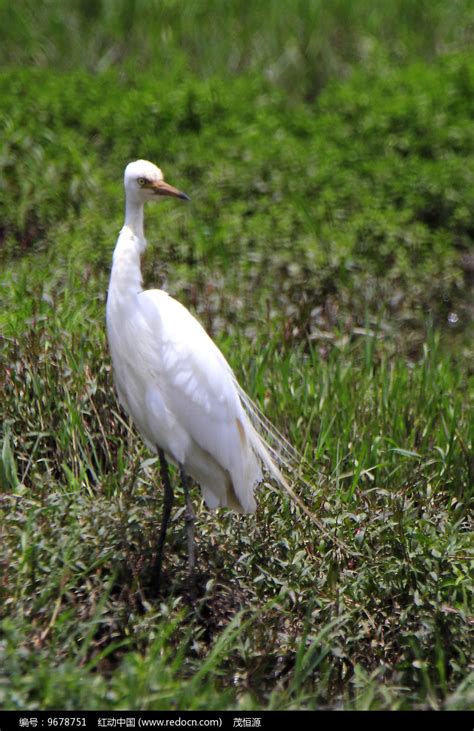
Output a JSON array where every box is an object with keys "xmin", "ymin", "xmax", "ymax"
[
  {"xmin": 152, "ymin": 448, "xmax": 174, "ymax": 592},
  {"xmin": 179, "ymin": 464, "xmax": 197, "ymax": 598}
]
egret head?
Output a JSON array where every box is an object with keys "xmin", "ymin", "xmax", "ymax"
[{"xmin": 124, "ymin": 160, "xmax": 190, "ymax": 204}]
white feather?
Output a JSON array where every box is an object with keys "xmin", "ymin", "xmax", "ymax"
[{"xmin": 106, "ymin": 160, "xmax": 354, "ymax": 557}]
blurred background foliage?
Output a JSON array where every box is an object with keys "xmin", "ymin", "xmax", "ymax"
[
  {"xmin": 0, "ymin": 0, "xmax": 473, "ymax": 712},
  {"xmin": 0, "ymin": 0, "xmax": 473, "ymax": 97}
]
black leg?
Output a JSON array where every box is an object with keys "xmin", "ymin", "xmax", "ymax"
[
  {"xmin": 152, "ymin": 448, "xmax": 174, "ymax": 592},
  {"xmin": 179, "ymin": 464, "xmax": 197, "ymax": 599}
]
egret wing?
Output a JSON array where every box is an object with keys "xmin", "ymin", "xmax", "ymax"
[{"xmin": 137, "ymin": 289, "xmax": 249, "ymax": 476}]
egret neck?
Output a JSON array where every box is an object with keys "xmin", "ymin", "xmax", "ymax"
[
  {"xmin": 109, "ymin": 195, "xmax": 146, "ymax": 302},
  {"xmin": 124, "ymin": 192, "xmax": 146, "ymax": 244}
]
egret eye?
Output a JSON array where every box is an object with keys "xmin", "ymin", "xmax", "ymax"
[{"xmin": 137, "ymin": 177, "xmax": 146, "ymax": 187}]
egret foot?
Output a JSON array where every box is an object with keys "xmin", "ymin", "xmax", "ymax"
[
  {"xmin": 152, "ymin": 448, "xmax": 174, "ymax": 594},
  {"xmin": 180, "ymin": 464, "xmax": 197, "ymax": 600}
]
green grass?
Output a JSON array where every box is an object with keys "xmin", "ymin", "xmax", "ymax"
[
  {"xmin": 1, "ymin": 328, "xmax": 472, "ymax": 709},
  {"xmin": 1, "ymin": 2, "xmax": 473, "ymax": 712},
  {"xmin": 1, "ymin": 0, "xmax": 473, "ymax": 97}
]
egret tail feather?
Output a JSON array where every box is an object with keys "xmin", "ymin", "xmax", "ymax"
[{"xmin": 236, "ymin": 381, "xmax": 358, "ymax": 557}]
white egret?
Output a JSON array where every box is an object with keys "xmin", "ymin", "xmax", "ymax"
[{"xmin": 106, "ymin": 159, "xmax": 327, "ymax": 594}]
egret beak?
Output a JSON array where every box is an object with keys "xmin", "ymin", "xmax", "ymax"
[{"xmin": 151, "ymin": 180, "xmax": 190, "ymax": 201}]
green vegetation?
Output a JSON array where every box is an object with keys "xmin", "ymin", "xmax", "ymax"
[
  {"xmin": 1, "ymin": 1, "xmax": 473, "ymax": 712},
  {"xmin": 1, "ymin": 0, "xmax": 473, "ymax": 97}
]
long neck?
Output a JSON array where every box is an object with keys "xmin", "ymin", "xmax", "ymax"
[
  {"xmin": 109, "ymin": 197, "xmax": 146, "ymax": 302},
  {"xmin": 124, "ymin": 195, "xmax": 145, "ymax": 242}
]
